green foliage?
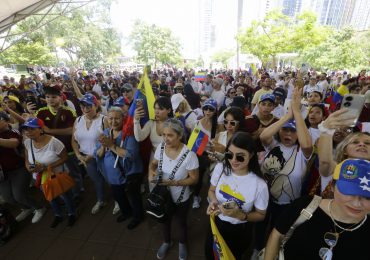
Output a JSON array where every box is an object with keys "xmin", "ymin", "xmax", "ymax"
[
  {"xmin": 130, "ymin": 20, "xmax": 182, "ymax": 68},
  {"xmin": 300, "ymin": 28, "xmax": 368, "ymax": 71},
  {"xmin": 237, "ymin": 10, "xmax": 331, "ymax": 65},
  {"xmin": 0, "ymin": 41, "xmax": 56, "ymax": 65},
  {"xmin": 1, "ymin": 0, "xmax": 121, "ymax": 69},
  {"xmin": 212, "ymin": 49, "xmax": 234, "ymax": 67}
]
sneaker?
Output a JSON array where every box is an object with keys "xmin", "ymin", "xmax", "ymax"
[
  {"xmin": 192, "ymin": 196, "xmax": 201, "ymax": 209},
  {"xmin": 16, "ymin": 209, "xmax": 33, "ymax": 222},
  {"xmin": 50, "ymin": 216, "xmax": 63, "ymax": 228},
  {"xmin": 91, "ymin": 201, "xmax": 106, "ymax": 215},
  {"xmin": 112, "ymin": 201, "xmax": 120, "ymax": 215},
  {"xmin": 157, "ymin": 242, "xmax": 172, "ymax": 260},
  {"xmin": 67, "ymin": 215, "xmax": 76, "ymax": 227},
  {"xmin": 31, "ymin": 208, "xmax": 46, "ymax": 223},
  {"xmin": 179, "ymin": 243, "xmax": 187, "ymax": 260}
]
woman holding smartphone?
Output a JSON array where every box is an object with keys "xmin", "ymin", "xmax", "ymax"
[{"xmin": 205, "ymin": 132, "xmax": 269, "ymax": 260}]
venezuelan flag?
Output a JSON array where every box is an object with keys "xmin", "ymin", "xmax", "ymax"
[
  {"xmin": 123, "ymin": 67, "xmax": 155, "ymax": 139},
  {"xmin": 195, "ymin": 72, "xmax": 206, "ymax": 82},
  {"xmin": 210, "ymin": 214, "xmax": 236, "ymax": 260},
  {"xmin": 332, "ymin": 84, "xmax": 349, "ymax": 104},
  {"xmin": 187, "ymin": 127, "xmax": 209, "ymax": 156}
]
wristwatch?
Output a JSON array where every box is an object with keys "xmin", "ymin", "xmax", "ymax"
[{"xmin": 318, "ymin": 122, "xmax": 335, "ymax": 136}]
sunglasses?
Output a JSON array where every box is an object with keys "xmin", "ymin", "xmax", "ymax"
[
  {"xmin": 203, "ymin": 106, "xmax": 215, "ymax": 112},
  {"xmin": 229, "ymin": 91, "xmax": 236, "ymax": 94},
  {"xmin": 224, "ymin": 120, "xmax": 238, "ymax": 126},
  {"xmin": 225, "ymin": 151, "xmax": 246, "ymax": 162},
  {"xmin": 319, "ymin": 232, "xmax": 338, "ymax": 260}
]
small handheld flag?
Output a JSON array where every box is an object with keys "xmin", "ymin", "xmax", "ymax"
[{"xmin": 187, "ymin": 127, "xmax": 209, "ymax": 156}]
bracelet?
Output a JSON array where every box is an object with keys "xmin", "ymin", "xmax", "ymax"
[{"xmin": 318, "ymin": 122, "xmax": 335, "ymax": 136}]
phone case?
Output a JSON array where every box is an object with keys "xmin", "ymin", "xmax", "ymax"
[{"xmin": 340, "ymin": 94, "xmax": 366, "ymax": 126}]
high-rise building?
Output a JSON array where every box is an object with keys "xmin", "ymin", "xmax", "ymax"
[
  {"xmin": 350, "ymin": 0, "xmax": 370, "ymax": 30},
  {"xmin": 281, "ymin": 0, "xmax": 302, "ymax": 17},
  {"xmin": 313, "ymin": 0, "xmax": 356, "ymax": 29},
  {"xmin": 198, "ymin": 0, "xmax": 215, "ymax": 54}
]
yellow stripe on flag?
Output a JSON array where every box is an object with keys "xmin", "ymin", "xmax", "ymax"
[
  {"xmin": 136, "ymin": 67, "xmax": 155, "ymax": 120},
  {"xmin": 210, "ymin": 214, "xmax": 236, "ymax": 260},
  {"xmin": 187, "ymin": 127, "xmax": 200, "ymax": 151}
]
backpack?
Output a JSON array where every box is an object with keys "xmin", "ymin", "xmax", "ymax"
[
  {"xmin": 146, "ymin": 143, "xmax": 189, "ymax": 223},
  {"xmin": 0, "ymin": 207, "xmax": 16, "ymax": 246}
]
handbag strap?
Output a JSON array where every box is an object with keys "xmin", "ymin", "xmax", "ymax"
[
  {"xmin": 30, "ymin": 140, "xmax": 36, "ymax": 165},
  {"xmin": 158, "ymin": 142, "xmax": 190, "ymax": 203},
  {"xmin": 281, "ymin": 195, "xmax": 322, "ymax": 247}
]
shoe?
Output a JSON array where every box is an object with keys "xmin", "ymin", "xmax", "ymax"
[
  {"xmin": 50, "ymin": 216, "xmax": 63, "ymax": 228},
  {"xmin": 67, "ymin": 215, "xmax": 76, "ymax": 227},
  {"xmin": 127, "ymin": 219, "xmax": 141, "ymax": 230},
  {"xmin": 31, "ymin": 208, "xmax": 46, "ymax": 223},
  {"xmin": 91, "ymin": 201, "xmax": 106, "ymax": 215},
  {"xmin": 157, "ymin": 242, "xmax": 172, "ymax": 259},
  {"xmin": 15, "ymin": 209, "xmax": 33, "ymax": 222},
  {"xmin": 179, "ymin": 243, "xmax": 187, "ymax": 260},
  {"xmin": 116, "ymin": 214, "xmax": 131, "ymax": 223},
  {"xmin": 192, "ymin": 196, "xmax": 201, "ymax": 209},
  {"xmin": 112, "ymin": 201, "xmax": 120, "ymax": 215}
]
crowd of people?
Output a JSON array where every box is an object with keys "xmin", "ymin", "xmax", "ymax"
[{"xmin": 0, "ymin": 66, "xmax": 369, "ymax": 260}]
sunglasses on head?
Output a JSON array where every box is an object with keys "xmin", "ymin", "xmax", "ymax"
[
  {"xmin": 224, "ymin": 120, "xmax": 238, "ymax": 126},
  {"xmin": 203, "ymin": 106, "xmax": 215, "ymax": 112},
  {"xmin": 225, "ymin": 151, "xmax": 246, "ymax": 162},
  {"xmin": 319, "ymin": 232, "xmax": 338, "ymax": 260}
]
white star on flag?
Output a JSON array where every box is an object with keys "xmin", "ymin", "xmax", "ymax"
[
  {"xmin": 360, "ymin": 185, "xmax": 370, "ymax": 192},
  {"xmin": 359, "ymin": 176, "xmax": 370, "ymax": 185}
]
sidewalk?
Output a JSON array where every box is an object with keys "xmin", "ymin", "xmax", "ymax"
[{"xmin": 0, "ymin": 179, "xmax": 208, "ymax": 260}]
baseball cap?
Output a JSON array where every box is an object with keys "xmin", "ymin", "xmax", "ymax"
[
  {"xmin": 171, "ymin": 93, "xmax": 185, "ymax": 111},
  {"xmin": 202, "ymin": 98, "xmax": 217, "ymax": 110},
  {"xmin": 3, "ymin": 95, "xmax": 20, "ymax": 104},
  {"xmin": 212, "ymin": 78, "xmax": 223, "ymax": 86},
  {"xmin": 101, "ymin": 84, "xmax": 109, "ymax": 92},
  {"xmin": 259, "ymin": 93, "xmax": 275, "ymax": 103},
  {"xmin": 273, "ymin": 87, "xmax": 286, "ymax": 98},
  {"xmin": 282, "ymin": 120, "xmax": 296, "ymax": 131},
  {"xmin": 113, "ymin": 96, "xmax": 130, "ymax": 107},
  {"xmin": 333, "ymin": 159, "xmax": 370, "ymax": 198},
  {"xmin": 122, "ymin": 83, "xmax": 133, "ymax": 91},
  {"xmin": 79, "ymin": 94, "xmax": 98, "ymax": 106},
  {"xmin": 21, "ymin": 118, "xmax": 44, "ymax": 129}
]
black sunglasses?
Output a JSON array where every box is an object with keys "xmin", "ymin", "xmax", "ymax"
[
  {"xmin": 225, "ymin": 151, "xmax": 246, "ymax": 162},
  {"xmin": 203, "ymin": 106, "xmax": 215, "ymax": 112},
  {"xmin": 224, "ymin": 120, "xmax": 238, "ymax": 126}
]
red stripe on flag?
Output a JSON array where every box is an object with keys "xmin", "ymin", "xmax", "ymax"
[{"xmin": 197, "ymin": 134, "xmax": 209, "ymax": 156}]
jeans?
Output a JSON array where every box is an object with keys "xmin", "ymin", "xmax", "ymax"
[
  {"xmin": 49, "ymin": 190, "xmax": 76, "ymax": 217},
  {"xmin": 110, "ymin": 174, "xmax": 143, "ymax": 221},
  {"xmin": 65, "ymin": 154, "xmax": 84, "ymax": 197},
  {"xmin": 0, "ymin": 167, "xmax": 42, "ymax": 210},
  {"xmin": 85, "ymin": 159, "xmax": 105, "ymax": 202}
]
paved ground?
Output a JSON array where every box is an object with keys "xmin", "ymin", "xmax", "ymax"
[{"xmin": 0, "ymin": 178, "xmax": 210, "ymax": 260}]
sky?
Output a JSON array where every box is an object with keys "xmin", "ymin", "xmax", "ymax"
[{"xmin": 110, "ymin": 0, "xmax": 259, "ymax": 59}]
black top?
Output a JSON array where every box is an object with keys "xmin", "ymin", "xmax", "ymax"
[{"xmin": 275, "ymin": 196, "xmax": 370, "ymax": 260}]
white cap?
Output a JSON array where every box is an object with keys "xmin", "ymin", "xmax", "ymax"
[{"xmin": 171, "ymin": 93, "xmax": 185, "ymax": 111}]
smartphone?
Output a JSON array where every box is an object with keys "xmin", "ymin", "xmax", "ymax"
[
  {"xmin": 222, "ymin": 201, "xmax": 237, "ymax": 209},
  {"xmin": 135, "ymin": 98, "xmax": 143, "ymax": 105},
  {"xmin": 340, "ymin": 94, "xmax": 365, "ymax": 127}
]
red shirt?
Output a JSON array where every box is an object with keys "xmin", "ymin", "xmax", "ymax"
[
  {"xmin": 36, "ymin": 106, "xmax": 77, "ymax": 152},
  {"xmin": 0, "ymin": 129, "xmax": 23, "ymax": 172}
]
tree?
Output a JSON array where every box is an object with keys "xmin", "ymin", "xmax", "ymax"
[
  {"xmin": 237, "ymin": 10, "xmax": 331, "ymax": 66},
  {"xmin": 0, "ymin": 0, "xmax": 121, "ymax": 69},
  {"xmin": 130, "ymin": 20, "xmax": 182, "ymax": 68},
  {"xmin": 212, "ymin": 49, "xmax": 234, "ymax": 67},
  {"xmin": 300, "ymin": 28, "xmax": 368, "ymax": 71}
]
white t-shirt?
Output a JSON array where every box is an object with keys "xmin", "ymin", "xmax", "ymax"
[
  {"xmin": 211, "ymin": 90, "xmax": 225, "ymax": 109},
  {"xmin": 211, "ymin": 163, "xmax": 269, "ymax": 224},
  {"xmin": 154, "ymin": 144, "xmax": 199, "ymax": 203},
  {"xmin": 262, "ymin": 139, "xmax": 311, "ymax": 205},
  {"xmin": 24, "ymin": 137, "xmax": 66, "ymax": 174},
  {"xmin": 309, "ymin": 127, "xmax": 321, "ymax": 145}
]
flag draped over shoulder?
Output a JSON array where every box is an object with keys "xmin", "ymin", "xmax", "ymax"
[
  {"xmin": 210, "ymin": 214, "xmax": 236, "ymax": 260},
  {"xmin": 123, "ymin": 67, "xmax": 156, "ymax": 140},
  {"xmin": 187, "ymin": 127, "xmax": 209, "ymax": 156}
]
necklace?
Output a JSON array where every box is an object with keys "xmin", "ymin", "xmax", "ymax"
[{"xmin": 328, "ymin": 200, "xmax": 367, "ymax": 232}]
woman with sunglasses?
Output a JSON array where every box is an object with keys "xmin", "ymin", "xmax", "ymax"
[
  {"xmin": 105, "ymin": 88, "xmax": 120, "ymax": 110},
  {"xmin": 23, "ymin": 118, "xmax": 77, "ymax": 228},
  {"xmin": 72, "ymin": 94, "xmax": 109, "ymax": 215},
  {"xmin": 192, "ymin": 98, "xmax": 218, "ymax": 209},
  {"xmin": 264, "ymin": 158, "xmax": 370, "ymax": 260},
  {"xmin": 149, "ymin": 119, "xmax": 199, "ymax": 260},
  {"xmin": 205, "ymin": 132, "xmax": 269, "ymax": 260}
]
